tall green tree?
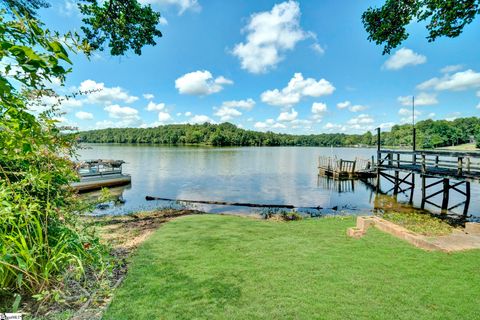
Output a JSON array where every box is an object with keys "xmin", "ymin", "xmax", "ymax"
[
  {"xmin": 1, "ymin": 0, "xmax": 163, "ymax": 56},
  {"xmin": 362, "ymin": 0, "xmax": 480, "ymax": 54}
]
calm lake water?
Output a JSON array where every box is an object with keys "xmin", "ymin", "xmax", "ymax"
[{"xmin": 78, "ymin": 144, "xmax": 480, "ymax": 221}]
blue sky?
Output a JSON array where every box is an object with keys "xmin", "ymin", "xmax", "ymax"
[{"xmin": 40, "ymin": 0, "xmax": 480, "ymax": 134}]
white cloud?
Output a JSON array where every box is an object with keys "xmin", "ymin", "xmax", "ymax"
[
  {"xmin": 349, "ymin": 104, "xmax": 367, "ymax": 112},
  {"xmin": 398, "ymin": 92, "xmax": 438, "ymax": 106},
  {"xmin": 476, "ymin": 103, "xmax": 480, "ymax": 109},
  {"xmin": 428, "ymin": 112, "xmax": 436, "ymax": 118},
  {"xmin": 254, "ymin": 121, "xmax": 269, "ymax": 129},
  {"xmin": 379, "ymin": 122, "xmax": 395, "ymax": 130},
  {"xmin": 398, "ymin": 107, "xmax": 421, "ymax": 123},
  {"xmin": 146, "ymin": 101, "xmax": 166, "ymax": 111},
  {"xmin": 158, "ymin": 111, "xmax": 172, "ymax": 122},
  {"xmin": 189, "ymin": 114, "xmax": 214, "ymax": 124},
  {"xmin": 104, "ymin": 105, "xmax": 140, "ymax": 126},
  {"xmin": 335, "ymin": 100, "xmax": 366, "ymax": 112},
  {"xmin": 214, "ymin": 106, "xmax": 242, "ymax": 121},
  {"xmin": 311, "ymin": 43, "xmax": 325, "ymax": 55},
  {"xmin": 138, "ymin": 0, "xmax": 201, "ymax": 15},
  {"xmin": 324, "ymin": 122, "xmax": 344, "ymax": 131},
  {"xmin": 185, "ymin": 111, "xmax": 192, "ymax": 117},
  {"xmin": 143, "ymin": 93, "xmax": 155, "ymax": 100},
  {"xmin": 79, "ymin": 80, "xmax": 138, "ymax": 104},
  {"xmin": 311, "ymin": 102, "xmax": 327, "ymax": 121},
  {"xmin": 347, "ymin": 114, "xmax": 374, "ymax": 125},
  {"xmin": 175, "ymin": 70, "xmax": 233, "ymax": 95},
  {"xmin": 336, "ymin": 101, "xmax": 351, "ymax": 109},
  {"xmin": 59, "ymin": 0, "xmax": 78, "ymax": 17},
  {"xmin": 254, "ymin": 119, "xmax": 287, "ymax": 130},
  {"xmin": 440, "ymin": 65, "xmax": 463, "ymax": 73},
  {"xmin": 311, "ymin": 102, "xmax": 327, "ymax": 114},
  {"xmin": 232, "ymin": 1, "xmax": 309, "ymax": 73},
  {"xmin": 277, "ymin": 108, "xmax": 298, "ymax": 122},
  {"xmin": 417, "ymin": 69, "xmax": 480, "ymax": 91},
  {"xmin": 383, "ymin": 48, "xmax": 427, "ymax": 70},
  {"xmin": 261, "ymin": 73, "xmax": 335, "ymax": 107},
  {"xmin": 159, "ymin": 16, "xmax": 168, "ymax": 25},
  {"xmin": 75, "ymin": 111, "xmax": 93, "ymax": 120},
  {"xmin": 221, "ymin": 98, "xmax": 255, "ymax": 110}
]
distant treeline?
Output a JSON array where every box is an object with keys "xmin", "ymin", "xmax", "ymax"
[{"xmin": 78, "ymin": 117, "xmax": 480, "ymax": 148}]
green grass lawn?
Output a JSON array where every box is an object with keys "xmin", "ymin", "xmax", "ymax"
[{"xmin": 104, "ymin": 215, "xmax": 480, "ymax": 320}]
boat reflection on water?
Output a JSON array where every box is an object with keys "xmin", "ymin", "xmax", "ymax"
[{"xmin": 79, "ymin": 184, "xmax": 132, "ymax": 216}]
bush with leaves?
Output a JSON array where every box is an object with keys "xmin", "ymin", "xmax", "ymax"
[{"xmin": 0, "ymin": 8, "xmax": 110, "ymax": 310}]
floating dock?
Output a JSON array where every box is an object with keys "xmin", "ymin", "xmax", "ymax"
[
  {"xmin": 71, "ymin": 159, "xmax": 131, "ymax": 192},
  {"xmin": 318, "ymin": 156, "xmax": 375, "ymax": 179}
]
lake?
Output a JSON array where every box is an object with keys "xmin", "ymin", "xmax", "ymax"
[{"xmin": 78, "ymin": 144, "xmax": 480, "ymax": 221}]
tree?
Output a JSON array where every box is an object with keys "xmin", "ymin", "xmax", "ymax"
[
  {"xmin": 362, "ymin": 0, "xmax": 480, "ymax": 54},
  {"xmin": 0, "ymin": 0, "xmax": 163, "ymax": 305},
  {"xmin": 1, "ymin": 0, "xmax": 163, "ymax": 56}
]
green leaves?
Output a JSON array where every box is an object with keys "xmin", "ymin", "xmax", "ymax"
[
  {"xmin": 362, "ymin": 0, "xmax": 480, "ymax": 54},
  {"xmin": 78, "ymin": 0, "xmax": 162, "ymax": 56}
]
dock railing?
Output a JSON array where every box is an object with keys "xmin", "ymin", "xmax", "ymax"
[{"xmin": 377, "ymin": 149, "xmax": 480, "ymax": 180}]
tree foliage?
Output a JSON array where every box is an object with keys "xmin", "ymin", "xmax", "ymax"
[
  {"xmin": 78, "ymin": 117, "xmax": 480, "ymax": 149},
  {"xmin": 78, "ymin": 0, "xmax": 162, "ymax": 56},
  {"xmin": 0, "ymin": 0, "xmax": 163, "ymax": 56},
  {"xmin": 362, "ymin": 0, "xmax": 480, "ymax": 54}
]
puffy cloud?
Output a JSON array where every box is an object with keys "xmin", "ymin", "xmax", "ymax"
[
  {"xmin": 189, "ymin": 114, "xmax": 214, "ymax": 124},
  {"xmin": 311, "ymin": 43, "xmax": 325, "ymax": 55},
  {"xmin": 104, "ymin": 105, "xmax": 141, "ymax": 127},
  {"xmin": 143, "ymin": 93, "xmax": 155, "ymax": 100},
  {"xmin": 254, "ymin": 118, "xmax": 287, "ymax": 130},
  {"xmin": 323, "ymin": 122, "xmax": 345, "ymax": 131},
  {"xmin": 138, "ymin": 0, "xmax": 200, "ymax": 15},
  {"xmin": 349, "ymin": 104, "xmax": 367, "ymax": 112},
  {"xmin": 379, "ymin": 122, "xmax": 395, "ymax": 130},
  {"xmin": 261, "ymin": 73, "xmax": 335, "ymax": 107},
  {"xmin": 311, "ymin": 102, "xmax": 327, "ymax": 121},
  {"xmin": 417, "ymin": 69, "xmax": 480, "ymax": 91},
  {"xmin": 214, "ymin": 107, "xmax": 242, "ymax": 121},
  {"xmin": 277, "ymin": 108, "xmax": 298, "ymax": 122},
  {"xmin": 59, "ymin": 0, "xmax": 78, "ymax": 17},
  {"xmin": 232, "ymin": 1, "xmax": 309, "ymax": 73},
  {"xmin": 79, "ymin": 80, "xmax": 138, "ymax": 104},
  {"xmin": 440, "ymin": 65, "xmax": 464, "ymax": 73},
  {"xmin": 398, "ymin": 107, "xmax": 421, "ymax": 123},
  {"xmin": 158, "ymin": 111, "xmax": 172, "ymax": 122},
  {"xmin": 335, "ymin": 100, "xmax": 366, "ymax": 112},
  {"xmin": 383, "ymin": 48, "xmax": 426, "ymax": 70},
  {"xmin": 175, "ymin": 70, "xmax": 233, "ymax": 95},
  {"xmin": 336, "ymin": 101, "xmax": 351, "ymax": 109},
  {"xmin": 159, "ymin": 16, "xmax": 168, "ymax": 25},
  {"xmin": 398, "ymin": 92, "xmax": 438, "ymax": 106},
  {"xmin": 185, "ymin": 111, "xmax": 192, "ymax": 117},
  {"xmin": 347, "ymin": 114, "xmax": 374, "ymax": 125},
  {"xmin": 311, "ymin": 102, "xmax": 327, "ymax": 114},
  {"xmin": 146, "ymin": 101, "xmax": 166, "ymax": 111},
  {"xmin": 75, "ymin": 111, "xmax": 93, "ymax": 120},
  {"xmin": 221, "ymin": 98, "xmax": 255, "ymax": 110}
]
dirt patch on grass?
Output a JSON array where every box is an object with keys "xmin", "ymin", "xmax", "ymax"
[{"xmin": 84, "ymin": 209, "xmax": 203, "ymax": 252}]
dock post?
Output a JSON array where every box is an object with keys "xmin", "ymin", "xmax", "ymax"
[
  {"xmin": 393, "ymin": 170, "xmax": 399, "ymax": 195},
  {"xmin": 409, "ymin": 173, "xmax": 415, "ymax": 204},
  {"xmin": 421, "ymin": 175, "xmax": 426, "ymax": 209},
  {"xmin": 442, "ymin": 178, "xmax": 450, "ymax": 212},
  {"xmin": 463, "ymin": 182, "xmax": 471, "ymax": 216}
]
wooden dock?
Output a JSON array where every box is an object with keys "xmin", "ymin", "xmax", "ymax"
[
  {"xmin": 318, "ymin": 156, "xmax": 375, "ymax": 179},
  {"xmin": 374, "ymin": 128, "xmax": 480, "ymax": 215}
]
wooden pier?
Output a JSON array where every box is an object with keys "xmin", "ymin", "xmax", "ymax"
[
  {"xmin": 318, "ymin": 156, "xmax": 375, "ymax": 179},
  {"xmin": 375, "ymin": 128, "xmax": 480, "ymax": 215}
]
